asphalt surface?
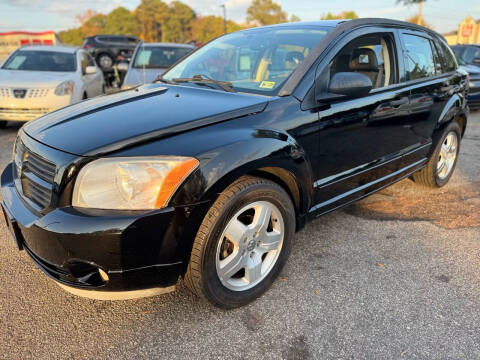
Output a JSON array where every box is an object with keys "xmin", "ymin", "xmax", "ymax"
[{"xmin": 1, "ymin": 113, "xmax": 479, "ymax": 360}]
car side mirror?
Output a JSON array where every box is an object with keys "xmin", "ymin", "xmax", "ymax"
[
  {"xmin": 328, "ymin": 72, "xmax": 373, "ymax": 98},
  {"xmin": 116, "ymin": 61, "xmax": 129, "ymax": 72},
  {"xmin": 85, "ymin": 66, "xmax": 97, "ymax": 75}
]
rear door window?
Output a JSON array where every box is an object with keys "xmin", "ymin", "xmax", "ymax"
[
  {"xmin": 437, "ymin": 41, "xmax": 457, "ymax": 72},
  {"xmin": 400, "ymin": 33, "xmax": 437, "ymax": 80}
]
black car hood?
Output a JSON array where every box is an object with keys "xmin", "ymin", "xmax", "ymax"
[{"xmin": 24, "ymin": 84, "xmax": 269, "ymax": 156}]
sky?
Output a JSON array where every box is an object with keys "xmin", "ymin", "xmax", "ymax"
[{"xmin": 0, "ymin": 0, "xmax": 479, "ymax": 34}]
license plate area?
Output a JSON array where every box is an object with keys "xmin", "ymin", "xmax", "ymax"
[{"xmin": 1, "ymin": 203, "xmax": 24, "ymax": 250}]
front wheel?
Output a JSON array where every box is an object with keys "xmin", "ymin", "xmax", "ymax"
[
  {"xmin": 184, "ymin": 176, "xmax": 295, "ymax": 308},
  {"xmin": 413, "ymin": 121, "xmax": 461, "ymax": 187}
]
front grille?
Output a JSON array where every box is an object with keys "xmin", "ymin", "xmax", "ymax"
[
  {"xmin": 14, "ymin": 137, "xmax": 56, "ymax": 209},
  {"xmin": 27, "ymin": 88, "xmax": 50, "ymax": 98},
  {"xmin": 0, "ymin": 88, "xmax": 10, "ymax": 98}
]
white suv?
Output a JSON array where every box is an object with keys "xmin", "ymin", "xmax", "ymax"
[{"xmin": 0, "ymin": 45, "xmax": 105, "ymax": 128}]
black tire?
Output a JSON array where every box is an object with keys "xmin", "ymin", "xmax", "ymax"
[
  {"xmin": 96, "ymin": 53, "xmax": 114, "ymax": 71},
  {"xmin": 184, "ymin": 176, "xmax": 295, "ymax": 308},
  {"xmin": 413, "ymin": 121, "xmax": 462, "ymax": 188},
  {"xmin": 0, "ymin": 121, "xmax": 7, "ymax": 129}
]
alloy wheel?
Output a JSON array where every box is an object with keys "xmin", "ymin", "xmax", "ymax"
[{"xmin": 437, "ymin": 131, "xmax": 458, "ymax": 180}]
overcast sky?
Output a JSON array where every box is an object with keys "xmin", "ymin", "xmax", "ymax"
[{"xmin": 0, "ymin": 0, "xmax": 478, "ymax": 34}]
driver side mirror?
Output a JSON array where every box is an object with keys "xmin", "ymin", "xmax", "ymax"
[
  {"xmin": 85, "ymin": 66, "xmax": 97, "ymax": 75},
  {"xmin": 328, "ymin": 72, "xmax": 373, "ymax": 98}
]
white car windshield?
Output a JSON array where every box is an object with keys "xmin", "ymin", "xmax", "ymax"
[
  {"xmin": 162, "ymin": 26, "xmax": 330, "ymax": 95},
  {"xmin": 2, "ymin": 51, "xmax": 76, "ymax": 72},
  {"xmin": 133, "ymin": 46, "xmax": 193, "ymax": 69}
]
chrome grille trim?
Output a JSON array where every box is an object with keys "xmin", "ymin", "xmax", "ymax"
[{"xmin": 14, "ymin": 137, "xmax": 56, "ymax": 209}]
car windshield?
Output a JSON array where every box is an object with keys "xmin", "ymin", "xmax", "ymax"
[
  {"xmin": 162, "ymin": 26, "xmax": 331, "ymax": 95},
  {"xmin": 133, "ymin": 46, "xmax": 193, "ymax": 69},
  {"xmin": 2, "ymin": 50, "xmax": 76, "ymax": 72}
]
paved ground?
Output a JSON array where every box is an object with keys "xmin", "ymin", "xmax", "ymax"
[{"xmin": 1, "ymin": 113, "xmax": 479, "ymax": 360}]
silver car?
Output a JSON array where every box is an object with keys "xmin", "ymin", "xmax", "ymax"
[{"xmin": 121, "ymin": 43, "xmax": 194, "ymax": 89}]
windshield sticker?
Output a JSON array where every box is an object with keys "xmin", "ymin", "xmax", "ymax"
[
  {"xmin": 6, "ymin": 55, "xmax": 26, "ymax": 70},
  {"xmin": 136, "ymin": 50, "xmax": 152, "ymax": 66},
  {"xmin": 259, "ymin": 81, "xmax": 275, "ymax": 89}
]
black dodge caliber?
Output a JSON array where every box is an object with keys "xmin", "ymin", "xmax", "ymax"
[{"xmin": 1, "ymin": 19, "xmax": 469, "ymax": 308}]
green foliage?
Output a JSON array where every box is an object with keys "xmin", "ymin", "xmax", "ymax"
[
  {"xmin": 164, "ymin": 1, "xmax": 196, "ymax": 43},
  {"xmin": 246, "ymin": 0, "xmax": 288, "ymax": 25},
  {"xmin": 81, "ymin": 14, "xmax": 107, "ymax": 36},
  {"xmin": 104, "ymin": 7, "xmax": 141, "ymax": 36},
  {"xmin": 190, "ymin": 16, "xmax": 243, "ymax": 43},
  {"xmin": 135, "ymin": 0, "xmax": 169, "ymax": 42},
  {"xmin": 58, "ymin": 28, "xmax": 84, "ymax": 46},
  {"xmin": 320, "ymin": 11, "xmax": 358, "ymax": 20}
]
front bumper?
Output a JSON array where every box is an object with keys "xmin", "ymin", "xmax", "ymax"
[
  {"xmin": 1, "ymin": 161, "xmax": 200, "ymax": 298},
  {"xmin": 0, "ymin": 94, "xmax": 71, "ymax": 122}
]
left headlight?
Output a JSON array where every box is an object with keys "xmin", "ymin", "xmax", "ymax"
[
  {"xmin": 72, "ymin": 157, "xmax": 199, "ymax": 210},
  {"xmin": 54, "ymin": 80, "xmax": 74, "ymax": 96}
]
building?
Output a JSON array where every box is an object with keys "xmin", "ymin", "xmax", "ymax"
[
  {"xmin": 0, "ymin": 31, "xmax": 61, "ymax": 62},
  {"xmin": 443, "ymin": 16, "xmax": 480, "ymax": 46}
]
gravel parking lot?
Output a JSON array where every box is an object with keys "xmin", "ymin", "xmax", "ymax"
[{"xmin": 1, "ymin": 112, "xmax": 479, "ymax": 360}]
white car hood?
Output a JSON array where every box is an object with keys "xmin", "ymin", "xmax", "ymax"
[{"xmin": 0, "ymin": 70, "xmax": 75, "ymax": 87}]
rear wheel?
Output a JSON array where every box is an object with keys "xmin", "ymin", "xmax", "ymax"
[
  {"xmin": 97, "ymin": 53, "xmax": 113, "ymax": 71},
  {"xmin": 413, "ymin": 121, "xmax": 461, "ymax": 188},
  {"xmin": 0, "ymin": 121, "xmax": 7, "ymax": 129},
  {"xmin": 184, "ymin": 176, "xmax": 295, "ymax": 308}
]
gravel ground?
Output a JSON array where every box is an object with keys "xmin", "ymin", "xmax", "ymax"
[{"xmin": 0, "ymin": 113, "xmax": 479, "ymax": 360}]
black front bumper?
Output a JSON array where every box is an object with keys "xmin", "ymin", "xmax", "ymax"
[{"xmin": 1, "ymin": 161, "xmax": 200, "ymax": 293}]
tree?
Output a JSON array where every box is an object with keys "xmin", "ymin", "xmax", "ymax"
[
  {"xmin": 58, "ymin": 28, "xmax": 84, "ymax": 45},
  {"xmin": 320, "ymin": 11, "xmax": 358, "ymax": 20},
  {"xmin": 246, "ymin": 0, "xmax": 287, "ymax": 26},
  {"xmin": 406, "ymin": 13, "xmax": 431, "ymax": 28},
  {"xmin": 75, "ymin": 9, "xmax": 99, "ymax": 26},
  {"xmin": 190, "ymin": 16, "xmax": 242, "ymax": 43},
  {"xmin": 135, "ymin": 0, "xmax": 169, "ymax": 42},
  {"xmin": 397, "ymin": 0, "xmax": 425, "ymax": 25},
  {"xmin": 80, "ymin": 14, "xmax": 107, "ymax": 36},
  {"xmin": 290, "ymin": 14, "xmax": 301, "ymax": 22},
  {"xmin": 104, "ymin": 7, "xmax": 141, "ymax": 36},
  {"xmin": 164, "ymin": 1, "xmax": 196, "ymax": 43}
]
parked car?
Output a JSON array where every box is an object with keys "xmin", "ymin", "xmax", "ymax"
[
  {"xmin": 457, "ymin": 57, "xmax": 480, "ymax": 109},
  {"xmin": 451, "ymin": 44, "xmax": 480, "ymax": 67},
  {"xmin": 83, "ymin": 35, "xmax": 141, "ymax": 71},
  {"xmin": 1, "ymin": 19, "xmax": 468, "ymax": 308},
  {"xmin": 120, "ymin": 42, "xmax": 194, "ymax": 89},
  {"xmin": 0, "ymin": 46, "xmax": 104, "ymax": 128}
]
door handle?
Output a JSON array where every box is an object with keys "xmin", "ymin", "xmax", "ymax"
[{"xmin": 391, "ymin": 98, "xmax": 408, "ymax": 107}]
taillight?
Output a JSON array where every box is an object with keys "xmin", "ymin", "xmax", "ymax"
[{"xmin": 83, "ymin": 44, "xmax": 92, "ymax": 49}]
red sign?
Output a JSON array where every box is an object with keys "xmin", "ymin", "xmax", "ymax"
[{"xmin": 462, "ymin": 24, "xmax": 474, "ymax": 37}]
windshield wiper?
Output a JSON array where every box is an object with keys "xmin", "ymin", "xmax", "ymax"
[
  {"xmin": 172, "ymin": 74, "xmax": 235, "ymax": 93},
  {"xmin": 153, "ymin": 76, "xmax": 176, "ymax": 85}
]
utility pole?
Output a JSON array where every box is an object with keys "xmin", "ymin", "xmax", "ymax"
[
  {"xmin": 417, "ymin": 0, "xmax": 423, "ymax": 25},
  {"xmin": 220, "ymin": 4, "xmax": 227, "ymax": 34}
]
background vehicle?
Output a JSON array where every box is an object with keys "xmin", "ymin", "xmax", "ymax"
[
  {"xmin": 458, "ymin": 57, "xmax": 480, "ymax": 109},
  {"xmin": 120, "ymin": 42, "xmax": 194, "ymax": 89},
  {"xmin": 1, "ymin": 19, "xmax": 468, "ymax": 308},
  {"xmin": 0, "ymin": 45, "xmax": 104, "ymax": 128},
  {"xmin": 83, "ymin": 35, "xmax": 140, "ymax": 71},
  {"xmin": 451, "ymin": 44, "xmax": 480, "ymax": 67}
]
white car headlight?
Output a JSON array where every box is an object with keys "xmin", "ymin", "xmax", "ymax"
[
  {"xmin": 72, "ymin": 157, "xmax": 199, "ymax": 210},
  {"xmin": 55, "ymin": 81, "xmax": 74, "ymax": 96}
]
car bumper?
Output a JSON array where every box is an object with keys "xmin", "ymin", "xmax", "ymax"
[
  {"xmin": 0, "ymin": 95, "xmax": 71, "ymax": 122},
  {"xmin": 1, "ymin": 162, "xmax": 201, "ymax": 299}
]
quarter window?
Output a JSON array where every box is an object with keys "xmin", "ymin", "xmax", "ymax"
[
  {"xmin": 437, "ymin": 41, "xmax": 457, "ymax": 72},
  {"xmin": 401, "ymin": 34, "xmax": 437, "ymax": 80}
]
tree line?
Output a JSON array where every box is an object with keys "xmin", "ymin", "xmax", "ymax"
[{"xmin": 58, "ymin": 0, "xmax": 362, "ymax": 46}]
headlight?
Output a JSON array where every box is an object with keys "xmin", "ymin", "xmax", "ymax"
[
  {"xmin": 72, "ymin": 157, "xmax": 199, "ymax": 210},
  {"xmin": 54, "ymin": 81, "xmax": 74, "ymax": 96}
]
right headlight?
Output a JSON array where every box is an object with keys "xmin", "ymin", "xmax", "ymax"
[{"xmin": 72, "ymin": 156, "xmax": 199, "ymax": 210}]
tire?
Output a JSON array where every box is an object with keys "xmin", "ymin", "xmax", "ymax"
[
  {"xmin": 184, "ymin": 176, "xmax": 296, "ymax": 308},
  {"xmin": 0, "ymin": 121, "xmax": 7, "ymax": 129},
  {"xmin": 97, "ymin": 53, "xmax": 113, "ymax": 71},
  {"xmin": 413, "ymin": 121, "xmax": 461, "ymax": 188}
]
